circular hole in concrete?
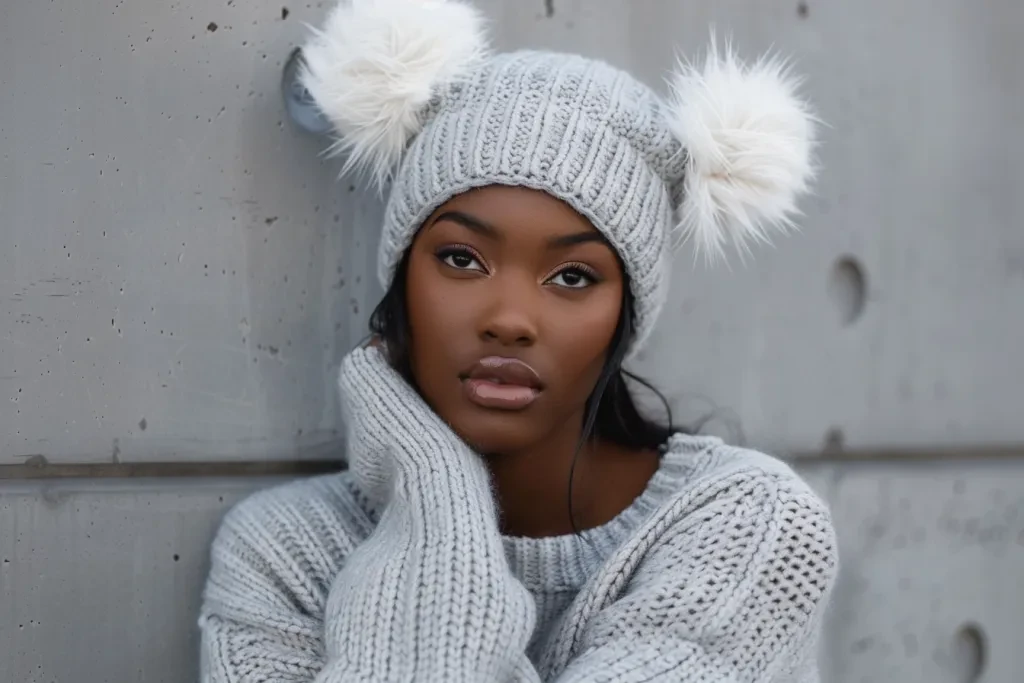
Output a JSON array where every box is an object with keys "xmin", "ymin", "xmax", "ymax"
[
  {"xmin": 828, "ymin": 256, "xmax": 866, "ymax": 326},
  {"xmin": 951, "ymin": 623, "xmax": 987, "ymax": 683}
]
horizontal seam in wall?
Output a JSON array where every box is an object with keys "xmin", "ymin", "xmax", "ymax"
[{"xmin": 0, "ymin": 459, "xmax": 346, "ymax": 480}]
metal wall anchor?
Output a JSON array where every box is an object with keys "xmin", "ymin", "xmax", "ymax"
[{"xmin": 281, "ymin": 47, "xmax": 332, "ymax": 136}]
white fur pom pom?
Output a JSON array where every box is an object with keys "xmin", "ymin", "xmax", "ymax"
[
  {"xmin": 301, "ymin": 0, "xmax": 488, "ymax": 188},
  {"xmin": 667, "ymin": 37, "xmax": 817, "ymax": 263}
]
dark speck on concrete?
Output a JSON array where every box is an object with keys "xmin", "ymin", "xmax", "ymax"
[
  {"xmin": 139, "ymin": 417, "xmax": 148, "ymax": 431},
  {"xmin": 851, "ymin": 636, "xmax": 875, "ymax": 654},
  {"xmin": 207, "ymin": 22, "xmax": 218, "ymax": 32}
]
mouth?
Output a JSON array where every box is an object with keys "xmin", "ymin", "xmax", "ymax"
[{"xmin": 460, "ymin": 356, "xmax": 543, "ymax": 411}]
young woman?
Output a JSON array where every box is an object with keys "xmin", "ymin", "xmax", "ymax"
[{"xmin": 199, "ymin": 1, "xmax": 838, "ymax": 681}]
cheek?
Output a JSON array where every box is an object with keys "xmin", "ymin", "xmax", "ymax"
[
  {"xmin": 546, "ymin": 288, "xmax": 622, "ymax": 396},
  {"xmin": 404, "ymin": 253, "xmax": 474, "ymax": 388}
]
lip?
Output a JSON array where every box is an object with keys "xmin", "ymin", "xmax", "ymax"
[{"xmin": 461, "ymin": 356, "xmax": 543, "ymax": 411}]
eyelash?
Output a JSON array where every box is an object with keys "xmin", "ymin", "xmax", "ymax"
[
  {"xmin": 434, "ymin": 246, "xmax": 600, "ymax": 289},
  {"xmin": 546, "ymin": 262, "xmax": 600, "ymax": 289},
  {"xmin": 436, "ymin": 244, "xmax": 486, "ymax": 273}
]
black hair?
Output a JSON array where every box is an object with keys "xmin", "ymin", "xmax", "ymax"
[{"xmin": 368, "ymin": 248, "xmax": 684, "ymax": 533}]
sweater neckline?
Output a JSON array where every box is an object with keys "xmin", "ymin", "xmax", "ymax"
[{"xmin": 501, "ymin": 433, "xmax": 720, "ymax": 593}]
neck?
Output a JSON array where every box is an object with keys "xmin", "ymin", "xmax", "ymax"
[{"xmin": 486, "ymin": 415, "xmax": 660, "ymax": 538}]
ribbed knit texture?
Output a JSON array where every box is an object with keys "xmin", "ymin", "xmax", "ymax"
[
  {"xmin": 378, "ymin": 51, "xmax": 687, "ymax": 352},
  {"xmin": 199, "ymin": 347, "xmax": 839, "ymax": 682}
]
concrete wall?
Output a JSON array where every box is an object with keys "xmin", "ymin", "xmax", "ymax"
[{"xmin": 2, "ymin": 0, "xmax": 1022, "ymax": 681}]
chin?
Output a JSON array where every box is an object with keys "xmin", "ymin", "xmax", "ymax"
[{"xmin": 447, "ymin": 410, "xmax": 543, "ymax": 456}]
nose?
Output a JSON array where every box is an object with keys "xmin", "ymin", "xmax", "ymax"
[{"xmin": 479, "ymin": 276, "xmax": 538, "ymax": 347}]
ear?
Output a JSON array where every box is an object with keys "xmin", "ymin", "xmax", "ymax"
[
  {"xmin": 300, "ymin": 0, "xmax": 489, "ymax": 189},
  {"xmin": 666, "ymin": 35, "xmax": 818, "ymax": 263}
]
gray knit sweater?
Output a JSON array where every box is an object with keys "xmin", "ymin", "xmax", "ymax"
[{"xmin": 199, "ymin": 347, "xmax": 838, "ymax": 682}]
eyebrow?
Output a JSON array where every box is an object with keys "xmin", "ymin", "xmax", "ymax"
[
  {"xmin": 548, "ymin": 231, "xmax": 607, "ymax": 248},
  {"xmin": 432, "ymin": 210, "xmax": 609, "ymax": 249},
  {"xmin": 432, "ymin": 211, "xmax": 498, "ymax": 239}
]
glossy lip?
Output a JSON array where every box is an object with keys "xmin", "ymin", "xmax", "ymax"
[{"xmin": 460, "ymin": 356, "xmax": 543, "ymax": 411}]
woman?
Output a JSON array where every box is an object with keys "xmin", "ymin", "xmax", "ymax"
[{"xmin": 199, "ymin": 1, "xmax": 838, "ymax": 681}]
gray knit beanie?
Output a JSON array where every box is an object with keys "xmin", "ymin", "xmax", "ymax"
[{"xmin": 301, "ymin": 0, "xmax": 816, "ymax": 352}]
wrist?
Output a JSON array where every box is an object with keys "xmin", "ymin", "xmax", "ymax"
[
  {"xmin": 340, "ymin": 346, "xmax": 491, "ymax": 486},
  {"xmin": 340, "ymin": 346, "xmax": 446, "ymax": 436}
]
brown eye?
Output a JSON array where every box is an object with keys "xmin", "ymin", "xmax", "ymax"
[
  {"xmin": 448, "ymin": 253, "xmax": 474, "ymax": 268},
  {"xmin": 436, "ymin": 246, "xmax": 486, "ymax": 273},
  {"xmin": 546, "ymin": 265, "xmax": 598, "ymax": 289}
]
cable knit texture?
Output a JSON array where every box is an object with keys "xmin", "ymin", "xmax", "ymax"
[
  {"xmin": 378, "ymin": 50, "xmax": 686, "ymax": 353},
  {"xmin": 199, "ymin": 347, "xmax": 839, "ymax": 682}
]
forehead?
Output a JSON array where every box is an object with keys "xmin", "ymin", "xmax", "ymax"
[{"xmin": 430, "ymin": 185, "xmax": 599, "ymax": 240}]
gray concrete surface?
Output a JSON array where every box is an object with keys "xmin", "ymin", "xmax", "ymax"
[
  {"xmin": 0, "ymin": 478, "xmax": 266, "ymax": 683},
  {"xmin": 801, "ymin": 459, "xmax": 1024, "ymax": 683},
  {"xmin": 2, "ymin": 0, "xmax": 1023, "ymax": 682},
  {"xmin": 4, "ymin": 0, "xmax": 1022, "ymax": 465}
]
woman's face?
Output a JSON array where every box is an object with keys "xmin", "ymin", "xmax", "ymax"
[{"xmin": 404, "ymin": 185, "xmax": 624, "ymax": 455}]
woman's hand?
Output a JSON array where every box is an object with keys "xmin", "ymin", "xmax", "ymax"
[
  {"xmin": 340, "ymin": 344, "xmax": 448, "ymax": 443},
  {"xmin": 322, "ymin": 344, "xmax": 540, "ymax": 681},
  {"xmin": 338, "ymin": 343, "xmax": 481, "ymax": 505}
]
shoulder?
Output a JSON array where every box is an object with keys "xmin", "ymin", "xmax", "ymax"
[
  {"xmin": 594, "ymin": 436, "xmax": 838, "ymax": 674},
  {"xmin": 641, "ymin": 433, "xmax": 839, "ymax": 608},
  {"xmin": 212, "ymin": 471, "xmax": 376, "ymax": 574},
  {"xmin": 217, "ymin": 470, "xmax": 375, "ymax": 544},
  {"xmin": 203, "ymin": 471, "xmax": 375, "ymax": 620},
  {"xmin": 660, "ymin": 433, "xmax": 834, "ymax": 523}
]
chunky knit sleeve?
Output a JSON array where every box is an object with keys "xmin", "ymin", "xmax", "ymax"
[
  {"xmin": 544, "ymin": 458, "xmax": 838, "ymax": 683},
  {"xmin": 199, "ymin": 475, "xmax": 374, "ymax": 682},
  {"xmin": 318, "ymin": 346, "xmax": 539, "ymax": 681},
  {"xmin": 200, "ymin": 346, "xmax": 540, "ymax": 682}
]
